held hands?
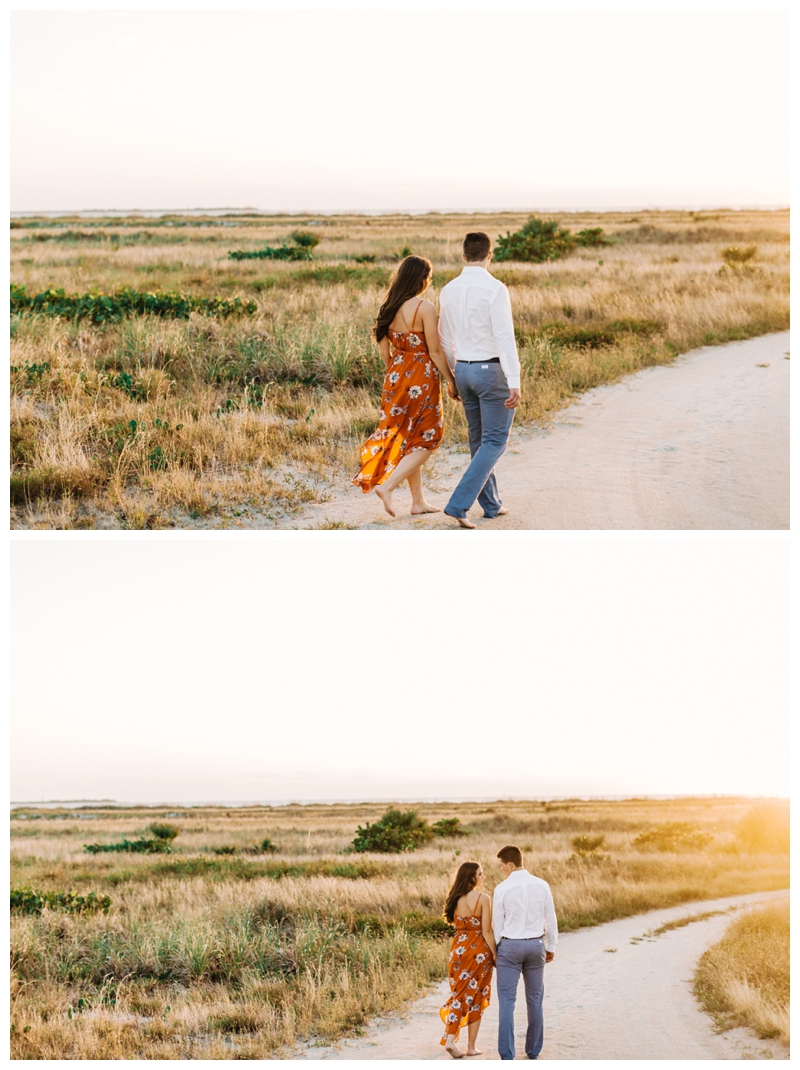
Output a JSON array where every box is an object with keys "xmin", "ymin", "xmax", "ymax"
[
  {"xmin": 545, "ymin": 951, "xmax": 555, "ymax": 964},
  {"xmin": 505, "ymin": 388, "xmax": 521, "ymax": 410},
  {"xmin": 446, "ymin": 377, "xmax": 461, "ymax": 402}
]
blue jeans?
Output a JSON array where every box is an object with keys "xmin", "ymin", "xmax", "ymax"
[
  {"xmin": 496, "ymin": 938, "xmax": 546, "ymax": 1060},
  {"xmin": 445, "ymin": 362, "xmax": 515, "ymax": 519}
]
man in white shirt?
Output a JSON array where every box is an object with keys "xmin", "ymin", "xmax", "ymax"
[
  {"xmin": 492, "ymin": 845, "xmax": 558, "ymax": 1060},
  {"xmin": 438, "ymin": 231, "xmax": 521, "ymax": 529}
]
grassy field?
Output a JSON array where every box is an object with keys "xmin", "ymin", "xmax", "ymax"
[
  {"xmin": 694, "ymin": 898, "xmax": 790, "ymax": 1047},
  {"xmin": 10, "ymin": 795, "xmax": 789, "ymax": 1059},
  {"xmin": 10, "ymin": 208, "xmax": 789, "ymax": 528}
]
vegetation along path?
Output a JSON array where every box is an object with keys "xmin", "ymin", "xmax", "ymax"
[
  {"xmin": 299, "ymin": 889, "xmax": 789, "ymax": 1060},
  {"xmin": 295, "ymin": 331, "xmax": 790, "ymax": 530}
]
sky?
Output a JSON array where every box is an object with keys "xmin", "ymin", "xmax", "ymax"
[
  {"xmin": 10, "ymin": 10, "xmax": 789, "ymax": 213},
  {"xmin": 11, "ymin": 539, "xmax": 789, "ymax": 803}
]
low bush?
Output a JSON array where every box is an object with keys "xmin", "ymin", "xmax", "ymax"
[
  {"xmin": 148, "ymin": 823, "xmax": 181, "ymax": 841},
  {"xmin": 572, "ymin": 833, "xmax": 606, "ymax": 853},
  {"xmin": 494, "ymin": 217, "xmax": 576, "ymax": 263},
  {"xmin": 11, "ymin": 886, "xmax": 112, "ymax": 915},
  {"xmin": 632, "ymin": 823, "xmax": 713, "ymax": 851},
  {"xmin": 229, "ymin": 245, "xmax": 312, "ymax": 262},
  {"xmin": 431, "ymin": 818, "xmax": 468, "ymax": 838},
  {"xmin": 10, "ymin": 284, "xmax": 257, "ymax": 322},
  {"xmin": 352, "ymin": 808, "xmax": 434, "ymax": 853},
  {"xmin": 84, "ymin": 838, "xmax": 172, "ymax": 854},
  {"xmin": 575, "ymin": 227, "xmax": 613, "ymax": 247},
  {"xmin": 290, "ymin": 230, "xmax": 321, "ymax": 249},
  {"xmin": 722, "ymin": 245, "xmax": 758, "ymax": 264}
]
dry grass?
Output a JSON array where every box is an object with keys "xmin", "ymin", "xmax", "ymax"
[
  {"xmin": 10, "ymin": 795, "xmax": 789, "ymax": 1059},
  {"xmin": 694, "ymin": 899, "xmax": 790, "ymax": 1046},
  {"xmin": 10, "ymin": 208, "xmax": 789, "ymax": 528}
]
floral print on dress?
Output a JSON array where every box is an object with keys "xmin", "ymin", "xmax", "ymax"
[
  {"xmin": 352, "ymin": 323, "xmax": 443, "ymax": 492},
  {"xmin": 439, "ymin": 913, "xmax": 493, "ymax": 1047}
]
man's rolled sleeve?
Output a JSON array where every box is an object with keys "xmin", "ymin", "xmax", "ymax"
[{"xmin": 490, "ymin": 286, "xmax": 521, "ymax": 389}]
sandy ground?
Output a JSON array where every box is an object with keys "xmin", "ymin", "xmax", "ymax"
[
  {"xmin": 288, "ymin": 332, "xmax": 789, "ymax": 531},
  {"xmin": 296, "ymin": 889, "xmax": 788, "ymax": 1061}
]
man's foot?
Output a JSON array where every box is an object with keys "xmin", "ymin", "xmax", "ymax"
[
  {"xmin": 410, "ymin": 500, "xmax": 441, "ymax": 515},
  {"xmin": 444, "ymin": 509, "xmax": 477, "ymax": 529},
  {"xmin": 445, "ymin": 1040, "xmax": 465, "ymax": 1059},
  {"xmin": 466, "ymin": 1048, "xmax": 483, "ymax": 1056},
  {"xmin": 483, "ymin": 507, "xmax": 509, "ymax": 519},
  {"xmin": 375, "ymin": 486, "xmax": 395, "ymax": 517}
]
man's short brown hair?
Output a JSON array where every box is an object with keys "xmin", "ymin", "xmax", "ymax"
[
  {"xmin": 463, "ymin": 231, "xmax": 492, "ymax": 262},
  {"xmin": 497, "ymin": 845, "xmax": 523, "ymax": 868}
]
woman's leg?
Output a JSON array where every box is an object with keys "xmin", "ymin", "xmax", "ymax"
[
  {"xmin": 375, "ymin": 451, "xmax": 429, "ymax": 517},
  {"xmin": 466, "ymin": 1018, "xmax": 482, "ymax": 1055},
  {"xmin": 407, "ymin": 465, "xmax": 440, "ymax": 515}
]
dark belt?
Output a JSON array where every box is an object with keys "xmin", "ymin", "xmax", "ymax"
[{"xmin": 457, "ymin": 357, "xmax": 500, "ymax": 364}]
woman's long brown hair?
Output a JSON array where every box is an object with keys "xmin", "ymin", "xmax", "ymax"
[
  {"xmin": 443, "ymin": 860, "xmax": 481, "ymax": 923},
  {"xmin": 374, "ymin": 255, "xmax": 433, "ymax": 342}
]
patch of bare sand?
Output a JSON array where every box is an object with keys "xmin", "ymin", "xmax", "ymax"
[
  {"xmin": 296, "ymin": 889, "xmax": 788, "ymax": 1060},
  {"xmin": 287, "ymin": 332, "xmax": 789, "ymax": 531}
]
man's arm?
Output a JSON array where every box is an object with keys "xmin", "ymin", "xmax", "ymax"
[
  {"xmin": 489, "ymin": 285, "xmax": 521, "ymax": 407},
  {"xmin": 543, "ymin": 885, "xmax": 558, "ymax": 959},
  {"xmin": 437, "ymin": 293, "xmax": 457, "ymax": 373},
  {"xmin": 492, "ymin": 885, "xmax": 505, "ymax": 946}
]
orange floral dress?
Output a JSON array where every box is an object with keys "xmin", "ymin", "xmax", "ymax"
[
  {"xmin": 439, "ymin": 913, "xmax": 493, "ymax": 1046},
  {"xmin": 352, "ymin": 302, "xmax": 443, "ymax": 492}
]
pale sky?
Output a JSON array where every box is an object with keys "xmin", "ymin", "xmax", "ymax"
[
  {"xmin": 11, "ymin": 539, "xmax": 789, "ymax": 803},
  {"xmin": 11, "ymin": 10, "xmax": 789, "ymax": 213}
]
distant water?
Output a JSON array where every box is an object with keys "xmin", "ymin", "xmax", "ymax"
[
  {"xmin": 10, "ymin": 793, "xmax": 754, "ymax": 811},
  {"xmin": 10, "ymin": 205, "xmax": 788, "ymax": 220}
]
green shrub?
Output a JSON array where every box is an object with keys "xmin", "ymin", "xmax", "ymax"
[
  {"xmin": 549, "ymin": 326, "xmax": 617, "ymax": 348},
  {"xmin": 228, "ymin": 244, "xmax": 312, "ymax": 262},
  {"xmin": 259, "ymin": 837, "xmax": 278, "ymax": 854},
  {"xmin": 432, "ymin": 818, "xmax": 468, "ymax": 838},
  {"xmin": 632, "ymin": 823, "xmax": 713, "ymax": 852},
  {"xmin": 10, "ymin": 284, "xmax": 256, "ymax": 322},
  {"xmin": 575, "ymin": 227, "xmax": 613, "ymax": 247},
  {"xmin": 11, "ymin": 886, "xmax": 112, "ymax": 915},
  {"xmin": 212, "ymin": 846, "xmax": 237, "ymax": 856},
  {"xmin": 352, "ymin": 808, "xmax": 434, "ymax": 853},
  {"xmin": 84, "ymin": 838, "xmax": 172, "ymax": 854},
  {"xmin": 148, "ymin": 823, "xmax": 180, "ymax": 841},
  {"xmin": 494, "ymin": 217, "xmax": 576, "ymax": 263},
  {"xmin": 290, "ymin": 230, "xmax": 321, "ymax": 249}
]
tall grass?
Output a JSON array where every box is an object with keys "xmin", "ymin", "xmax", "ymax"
[
  {"xmin": 10, "ymin": 209, "xmax": 789, "ymax": 528},
  {"xmin": 694, "ymin": 899, "xmax": 790, "ymax": 1045},
  {"xmin": 10, "ymin": 796, "xmax": 789, "ymax": 1058}
]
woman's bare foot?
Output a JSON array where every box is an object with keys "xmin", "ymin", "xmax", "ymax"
[
  {"xmin": 410, "ymin": 500, "xmax": 441, "ymax": 515},
  {"xmin": 466, "ymin": 1048, "xmax": 483, "ymax": 1056},
  {"xmin": 445, "ymin": 1039, "xmax": 465, "ymax": 1059},
  {"xmin": 375, "ymin": 486, "xmax": 395, "ymax": 518}
]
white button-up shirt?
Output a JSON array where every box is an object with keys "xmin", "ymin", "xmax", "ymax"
[
  {"xmin": 438, "ymin": 266, "xmax": 521, "ymax": 389},
  {"xmin": 493, "ymin": 869, "xmax": 558, "ymax": 953}
]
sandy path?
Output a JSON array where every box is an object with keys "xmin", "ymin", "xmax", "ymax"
[
  {"xmin": 289, "ymin": 332, "xmax": 789, "ymax": 530},
  {"xmin": 297, "ymin": 889, "xmax": 788, "ymax": 1060}
]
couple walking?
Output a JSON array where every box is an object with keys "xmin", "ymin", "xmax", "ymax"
[
  {"xmin": 440, "ymin": 846, "xmax": 558, "ymax": 1061},
  {"xmin": 352, "ymin": 232, "xmax": 521, "ymax": 528}
]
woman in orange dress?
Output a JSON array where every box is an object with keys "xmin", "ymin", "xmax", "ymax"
[
  {"xmin": 353, "ymin": 255, "xmax": 460, "ymax": 517},
  {"xmin": 440, "ymin": 861, "xmax": 496, "ymax": 1058}
]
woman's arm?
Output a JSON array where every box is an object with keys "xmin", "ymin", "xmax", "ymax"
[
  {"xmin": 480, "ymin": 893, "xmax": 497, "ymax": 958},
  {"xmin": 420, "ymin": 302, "xmax": 460, "ymax": 400},
  {"xmin": 378, "ymin": 335, "xmax": 391, "ymax": 371}
]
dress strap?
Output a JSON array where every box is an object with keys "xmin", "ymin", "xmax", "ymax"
[{"xmin": 410, "ymin": 299, "xmax": 423, "ymax": 330}]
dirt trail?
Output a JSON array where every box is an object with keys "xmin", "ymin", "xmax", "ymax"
[
  {"xmin": 288, "ymin": 332, "xmax": 789, "ymax": 530},
  {"xmin": 297, "ymin": 889, "xmax": 788, "ymax": 1060}
]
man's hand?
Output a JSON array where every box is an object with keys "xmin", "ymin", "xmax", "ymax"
[
  {"xmin": 545, "ymin": 951, "xmax": 555, "ymax": 964},
  {"xmin": 505, "ymin": 388, "xmax": 521, "ymax": 409},
  {"xmin": 446, "ymin": 380, "xmax": 461, "ymax": 402}
]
